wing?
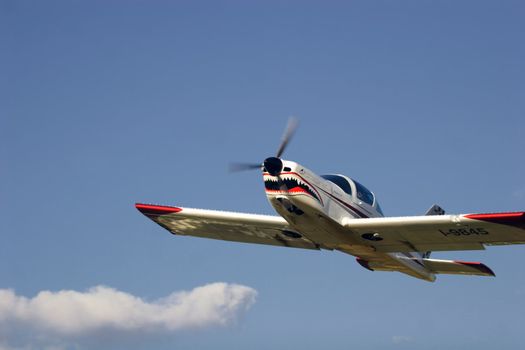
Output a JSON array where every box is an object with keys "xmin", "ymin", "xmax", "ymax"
[
  {"xmin": 345, "ymin": 211, "xmax": 525, "ymax": 252},
  {"xmin": 136, "ymin": 203, "xmax": 319, "ymax": 250}
]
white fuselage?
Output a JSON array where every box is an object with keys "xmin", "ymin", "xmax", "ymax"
[{"xmin": 263, "ymin": 160, "xmax": 436, "ymax": 282}]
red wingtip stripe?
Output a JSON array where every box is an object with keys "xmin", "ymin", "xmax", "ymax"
[
  {"xmin": 454, "ymin": 260, "xmax": 482, "ymax": 265},
  {"xmin": 135, "ymin": 203, "xmax": 182, "ymax": 215},
  {"xmin": 465, "ymin": 212, "xmax": 525, "ymax": 220}
]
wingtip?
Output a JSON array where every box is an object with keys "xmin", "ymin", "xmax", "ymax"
[
  {"xmin": 135, "ymin": 203, "xmax": 182, "ymax": 215},
  {"xmin": 465, "ymin": 211, "xmax": 525, "ymax": 221},
  {"xmin": 465, "ymin": 212, "xmax": 525, "ymax": 230}
]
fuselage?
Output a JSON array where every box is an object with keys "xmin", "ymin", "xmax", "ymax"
[{"xmin": 263, "ymin": 159, "xmax": 436, "ymax": 282}]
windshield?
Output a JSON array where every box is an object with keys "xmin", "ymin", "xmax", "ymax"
[{"xmin": 321, "ymin": 175, "xmax": 353, "ymax": 196}]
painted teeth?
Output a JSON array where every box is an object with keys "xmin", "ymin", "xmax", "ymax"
[{"xmin": 263, "ymin": 175, "xmax": 320, "ymax": 203}]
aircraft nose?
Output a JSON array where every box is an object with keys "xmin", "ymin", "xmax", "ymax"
[{"xmin": 263, "ymin": 157, "xmax": 283, "ymax": 176}]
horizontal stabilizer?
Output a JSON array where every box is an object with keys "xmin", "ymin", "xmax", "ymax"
[{"xmin": 422, "ymin": 258, "xmax": 495, "ymax": 277}]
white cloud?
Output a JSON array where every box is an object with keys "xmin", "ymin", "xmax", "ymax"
[{"xmin": 0, "ymin": 283, "xmax": 257, "ymax": 347}]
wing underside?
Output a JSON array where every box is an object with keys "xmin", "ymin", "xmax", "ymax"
[
  {"xmin": 136, "ymin": 203, "xmax": 319, "ymax": 250},
  {"xmin": 138, "ymin": 203, "xmax": 525, "ymax": 253},
  {"xmin": 344, "ymin": 212, "xmax": 525, "ymax": 252},
  {"xmin": 137, "ymin": 203, "xmax": 524, "ymax": 281}
]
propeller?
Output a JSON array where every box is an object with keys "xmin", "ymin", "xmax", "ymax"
[
  {"xmin": 228, "ymin": 162, "xmax": 262, "ymax": 172},
  {"xmin": 276, "ymin": 116, "xmax": 299, "ymax": 158},
  {"xmin": 229, "ymin": 116, "xmax": 299, "ymax": 176}
]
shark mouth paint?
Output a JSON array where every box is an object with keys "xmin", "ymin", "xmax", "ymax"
[{"xmin": 264, "ymin": 174, "xmax": 321, "ymax": 204}]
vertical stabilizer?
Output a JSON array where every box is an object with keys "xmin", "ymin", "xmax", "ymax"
[
  {"xmin": 421, "ymin": 204, "xmax": 446, "ymax": 258},
  {"xmin": 425, "ymin": 204, "xmax": 445, "ymax": 216}
]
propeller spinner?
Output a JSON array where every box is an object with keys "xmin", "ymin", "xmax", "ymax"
[{"xmin": 263, "ymin": 157, "xmax": 283, "ymax": 176}]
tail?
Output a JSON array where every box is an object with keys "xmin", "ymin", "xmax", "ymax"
[{"xmin": 422, "ymin": 258, "xmax": 495, "ymax": 277}]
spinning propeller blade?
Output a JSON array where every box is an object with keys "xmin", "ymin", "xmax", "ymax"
[
  {"xmin": 276, "ymin": 116, "xmax": 299, "ymax": 158},
  {"xmin": 228, "ymin": 162, "xmax": 262, "ymax": 173},
  {"xmin": 229, "ymin": 117, "xmax": 299, "ymax": 174}
]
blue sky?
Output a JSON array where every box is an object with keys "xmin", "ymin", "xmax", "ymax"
[{"xmin": 2, "ymin": 0, "xmax": 525, "ymax": 349}]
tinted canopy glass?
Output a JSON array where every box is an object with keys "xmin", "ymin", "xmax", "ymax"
[
  {"xmin": 353, "ymin": 180, "xmax": 374, "ymax": 206},
  {"xmin": 321, "ymin": 175, "xmax": 353, "ymax": 196}
]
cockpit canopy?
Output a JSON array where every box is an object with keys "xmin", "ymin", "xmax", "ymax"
[
  {"xmin": 320, "ymin": 175, "xmax": 353, "ymax": 196},
  {"xmin": 320, "ymin": 174, "xmax": 384, "ymax": 215}
]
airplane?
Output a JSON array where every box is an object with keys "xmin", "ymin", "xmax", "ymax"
[{"xmin": 136, "ymin": 118, "xmax": 525, "ymax": 282}]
